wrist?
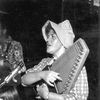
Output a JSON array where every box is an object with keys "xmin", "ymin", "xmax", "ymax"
[
  {"xmin": 39, "ymin": 71, "xmax": 44, "ymax": 79},
  {"xmin": 40, "ymin": 71, "xmax": 46, "ymax": 80},
  {"xmin": 44, "ymin": 91, "xmax": 49, "ymax": 100}
]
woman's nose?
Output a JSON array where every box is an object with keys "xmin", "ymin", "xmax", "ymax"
[
  {"xmin": 47, "ymin": 37, "xmax": 51, "ymax": 42},
  {"xmin": 47, "ymin": 37, "xmax": 53, "ymax": 44}
]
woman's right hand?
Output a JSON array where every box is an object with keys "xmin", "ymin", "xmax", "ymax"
[{"xmin": 41, "ymin": 71, "xmax": 62, "ymax": 86}]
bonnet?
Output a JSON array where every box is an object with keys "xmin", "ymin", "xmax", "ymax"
[{"xmin": 42, "ymin": 20, "xmax": 75, "ymax": 48}]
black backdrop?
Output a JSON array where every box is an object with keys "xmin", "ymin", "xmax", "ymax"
[{"xmin": 0, "ymin": 0, "xmax": 99, "ymax": 100}]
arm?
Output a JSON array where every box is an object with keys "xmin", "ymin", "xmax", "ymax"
[
  {"xmin": 21, "ymin": 58, "xmax": 62, "ymax": 86},
  {"xmin": 37, "ymin": 83, "xmax": 64, "ymax": 100},
  {"xmin": 21, "ymin": 71, "xmax": 45, "ymax": 85},
  {"xmin": 37, "ymin": 67, "xmax": 89, "ymax": 100},
  {"xmin": 21, "ymin": 70, "xmax": 61, "ymax": 86},
  {"xmin": 44, "ymin": 92, "xmax": 64, "ymax": 100}
]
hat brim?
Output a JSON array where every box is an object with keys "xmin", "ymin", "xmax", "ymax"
[{"xmin": 42, "ymin": 20, "xmax": 75, "ymax": 48}]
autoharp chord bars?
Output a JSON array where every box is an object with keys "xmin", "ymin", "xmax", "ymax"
[{"xmin": 51, "ymin": 38, "xmax": 89, "ymax": 94}]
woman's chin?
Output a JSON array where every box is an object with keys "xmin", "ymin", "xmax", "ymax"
[{"xmin": 47, "ymin": 49, "xmax": 53, "ymax": 54}]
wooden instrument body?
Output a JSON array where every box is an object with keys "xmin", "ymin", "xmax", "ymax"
[{"xmin": 51, "ymin": 38, "xmax": 89, "ymax": 94}]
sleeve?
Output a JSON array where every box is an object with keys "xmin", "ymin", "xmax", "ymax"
[
  {"xmin": 21, "ymin": 58, "xmax": 51, "ymax": 86},
  {"xmin": 7, "ymin": 41, "xmax": 26, "ymax": 72},
  {"xmin": 11, "ymin": 41, "xmax": 24, "ymax": 63},
  {"xmin": 62, "ymin": 67, "xmax": 89, "ymax": 100},
  {"xmin": 26, "ymin": 58, "xmax": 51, "ymax": 73}
]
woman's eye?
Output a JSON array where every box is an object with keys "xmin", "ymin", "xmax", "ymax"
[{"xmin": 52, "ymin": 35, "xmax": 56, "ymax": 39}]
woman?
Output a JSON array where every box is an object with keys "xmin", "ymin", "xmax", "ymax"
[{"xmin": 22, "ymin": 20, "xmax": 89, "ymax": 100}]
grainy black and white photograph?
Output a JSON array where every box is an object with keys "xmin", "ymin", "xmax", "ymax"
[{"xmin": 0, "ymin": 0, "xmax": 99, "ymax": 100}]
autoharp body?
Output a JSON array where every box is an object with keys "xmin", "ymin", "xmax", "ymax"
[{"xmin": 50, "ymin": 38, "xmax": 89, "ymax": 94}]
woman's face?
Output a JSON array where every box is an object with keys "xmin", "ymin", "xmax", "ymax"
[{"xmin": 46, "ymin": 29, "xmax": 62, "ymax": 54}]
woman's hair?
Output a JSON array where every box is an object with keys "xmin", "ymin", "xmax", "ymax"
[
  {"xmin": 0, "ymin": 86, "xmax": 20, "ymax": 100},
  {"xmin": 45, "ymin": 23, "xmax": 56, "ymax": 38}
]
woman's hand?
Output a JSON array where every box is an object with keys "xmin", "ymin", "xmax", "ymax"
[
  {"xmin": 37, "ymin": 83, "xmax": 49, "ymax": 99},
  {"xmin": 41, "ymin": 71, "xmax": 62, "ymax": 86},
  {"xmin": 0, "ymin": 59, "xmax": 4, "ymax": 66}
]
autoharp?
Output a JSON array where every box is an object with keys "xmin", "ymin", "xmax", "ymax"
[{"xmin": 50, "ymin": 38, "xmax": 89, "ymax": 94}]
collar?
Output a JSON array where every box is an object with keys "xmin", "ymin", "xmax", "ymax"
[{"xmin": 53, "ymin": 46, "xmax": 65, "ymax": 59}]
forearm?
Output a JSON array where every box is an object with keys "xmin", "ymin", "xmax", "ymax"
[
  {"xmin": 21, "ymin": 71, "xmax": 44, "ymax": 85},
  {"xmin": 46, "ymin": 90, "xmax": 87, "ymax": 100},
  {"xmin": 47, "ymin": 92, "xmax": 64, "ymax": 100},
  {"xmin": 46, "ymin": 92, "xmax": 79, "ymax": 100}
]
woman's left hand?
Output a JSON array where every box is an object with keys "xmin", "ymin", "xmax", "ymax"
[{"xmin": 37, "ymin": 83, "xmax": 49, "ymax": 99}]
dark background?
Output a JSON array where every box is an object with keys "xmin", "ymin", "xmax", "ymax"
[{"xmin": 0, "ymin": 0, "xmax": 100, "ymax": 100}]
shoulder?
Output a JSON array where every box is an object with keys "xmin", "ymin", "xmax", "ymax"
[
  {"xmin": 26, "ymin": 57, "xmax": 52, "ymax": 73},
  {"xmin": 11, "ymin": 41, "xmax": 22, "ymax": 47},
  {"xmin": 9, "ymin": 41, "xmax": 22, "ymax": 51}
]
